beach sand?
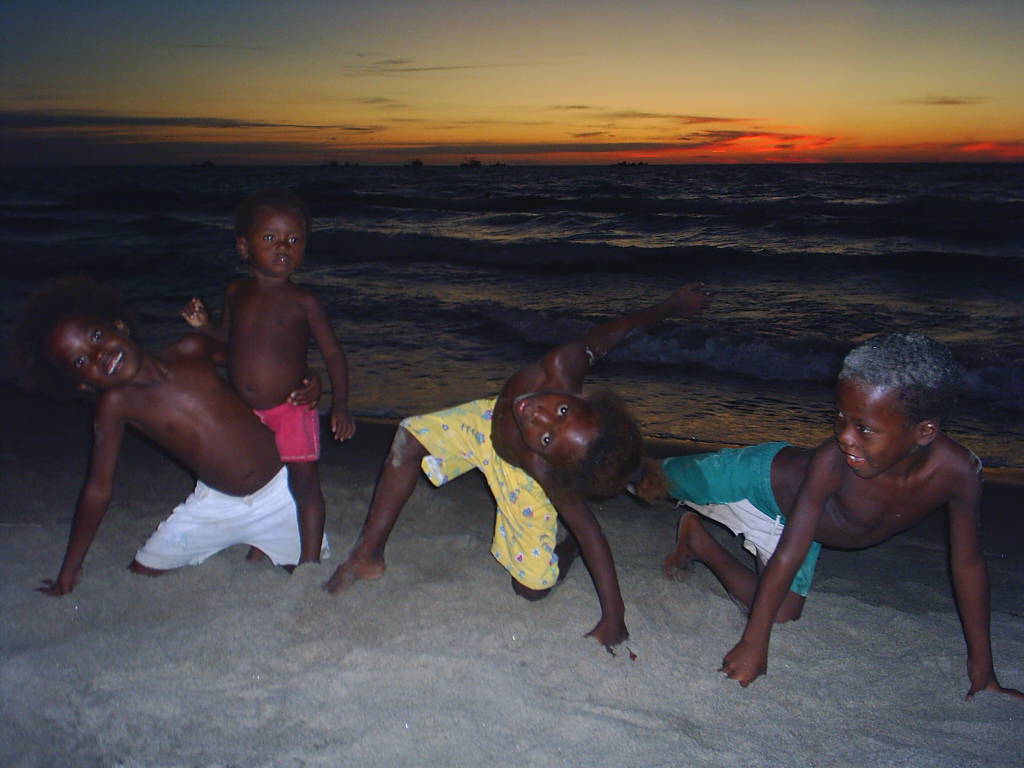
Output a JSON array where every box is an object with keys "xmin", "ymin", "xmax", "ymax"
[{"xmin": 2, "ymin": 385, "xmax": 1022, "ymax": 767}]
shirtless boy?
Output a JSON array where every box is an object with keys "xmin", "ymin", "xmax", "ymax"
[
  {"xmin": 14, "ymin": 276, "xmax": 313, "ymax": 595},
  {"xmin": 183, "ymin": 188, "xmax": 354, "ymax": 564},
  {"xmin": 327, "ymin": 284, "xmax": 710, "ymax": 649},
  {"xmin": 657, "ymin": 332, "xmax": 1022, "ymax": 699}
]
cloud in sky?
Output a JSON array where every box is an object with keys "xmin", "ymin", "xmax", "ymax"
[
  {"xmin": 905, "ymin": 96, "xmax": 990, "ymax": 106},
  {"xmin": 557, "ymin": 108, "xmax": 748, "ymax": 126},
  {"xmin": 676, "ymin": 129, "xmax": 837, "ymax": 152},
  {"xmin": 344, "ymin": 58, "xmax": 525, "ymax": 76},
  {"xmin": 0, "ymin": 110, "xmax": 382, "ymax": 133},
  {"xmin": 173, "ymin": 44, "xmax": 267, "ymax": 52}
]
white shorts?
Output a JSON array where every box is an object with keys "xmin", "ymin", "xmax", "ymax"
[
  {"xmin": 134, "ymin": 466, "xmax": 329, "ymax": 570},
  {"xmin": 685, "ymin": 499, "xmax": 785, "ymax": 570}
]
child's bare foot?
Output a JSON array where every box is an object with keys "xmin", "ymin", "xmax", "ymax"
[
  {"xmin": 324, "ymin": 554, "xmax": 385, "ymax": 594},
  {"xmin": 246, "ymin": 546, "xmax": 266, "ymax": 562},
  {"xmin": 662, "ymin": 511, "xmax": 702, "ymax": 580}
]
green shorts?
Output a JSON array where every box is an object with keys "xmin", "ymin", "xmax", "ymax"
[{"xmin": 662, "ymin": 442, "xmax": 820, "ymax": 597}]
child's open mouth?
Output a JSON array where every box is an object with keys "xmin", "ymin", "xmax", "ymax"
[
  {"xmin": 106, "ymin": 351, "xmax": 123, "ymax": 376},
  {"xmin": 844, "ymin": 451, "xmax": 865, "ymax": 467}
]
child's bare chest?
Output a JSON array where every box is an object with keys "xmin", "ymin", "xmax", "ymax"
[
  {"xmin": 821, "ymin": 476, "xmax": 947, "ymax": 547},
  {"xmin": 231, "ymin": 289, "xmax": 309, "ymax": 339}
]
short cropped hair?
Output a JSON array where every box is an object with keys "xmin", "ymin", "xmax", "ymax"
[
  {"xmin": 12, "ymin": 275, "xmax": 135, "ymax": 400},
  {"xmin": 234, "ymin": 187, "xmax": 312, "ymax": 239},
  {"xmin": 554, "ymin": 389, "xmax": 645, "ymax": 499},
  {"xmin": 838, "ymin": 332, "xmax": 961, "ymax": 425}
]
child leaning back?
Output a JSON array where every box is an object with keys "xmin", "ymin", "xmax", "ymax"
[{"xmin": 183, "ymin": 188, "xmax": 354, "ymax": 564}]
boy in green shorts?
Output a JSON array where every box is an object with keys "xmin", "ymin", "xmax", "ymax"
[{"xmin": 657, "ymin": 333, "xmax": 1022, "ymax": 700}]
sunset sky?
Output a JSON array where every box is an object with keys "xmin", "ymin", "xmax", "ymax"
[{"xmin": 3, "ymin": 0, "xmax": 1022, "ymax": 165}]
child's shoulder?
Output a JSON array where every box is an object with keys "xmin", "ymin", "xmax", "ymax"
[
  {"xmin": 165, "ymin": 332, "xmax": 218, "ymax": 360},
  {"xmin": 288, "ymin": 282, "xmax": 329, "ymax": 312},
  {"xmin": 226, "ymin": 276, "xmax": 255, "ymax": 294},
  {"xmin": 932, "ymin": 433, "xmax": 983, "ymax": 479}
]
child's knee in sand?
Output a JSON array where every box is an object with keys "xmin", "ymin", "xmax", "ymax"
[{"xmin": 511, "ymin": 578, "xmax": 553, "ymax": 602}]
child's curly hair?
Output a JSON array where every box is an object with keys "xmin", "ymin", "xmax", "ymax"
[
  {"xmin": 552, "ymin": 389, "xmax": 652, "ymax": 500},
  {"xmin": 12, "ymin": 275, "xmax": 134, "ymax": 400},
  {"xmin": 839, "ymin": 332, "xmax": 961, "ymax": 426},
  {"xmin": 234, "ymin": 187, "xmax": 312, "ymax": 239}
]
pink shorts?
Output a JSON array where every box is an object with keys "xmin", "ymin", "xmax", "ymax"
[{"xmin": 254, "ymin": 401, "xmax": 320, "ymax": 462}]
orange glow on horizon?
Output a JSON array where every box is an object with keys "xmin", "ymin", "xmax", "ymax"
[{"xmin": 3, "ymin": 2, "xmax": 1022, "ymax": 166}]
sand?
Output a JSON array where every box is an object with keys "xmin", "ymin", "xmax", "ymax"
[{"xmin": 2, "ymin": 385, "xmax": 1022, "ymax": 768}]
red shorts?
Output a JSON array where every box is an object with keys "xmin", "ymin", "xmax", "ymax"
[{"xmin": 254, "ymin": 401, "xmax": 321, "ymax": 462}]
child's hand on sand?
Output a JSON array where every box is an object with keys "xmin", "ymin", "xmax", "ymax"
[
  {"xmin": 668, "ymin": 283, "xmax": 711, "ymax": 319},
  {"xmin": 720, "ymin": 638, "xmax": 768, "ymax": 687},
  {"xmin": 180, "ymin": 297, "xmax": 209, "ymax": 328},
  {"xmin": 586, "ymin": 616, "xmax": 629, "ymax": 651},
  {"xmin": 288, "ymin": 374, "xmax": 322, "ymax": 408},
  {"xmin": 37, "ymin": 567, "xmax": 81, "ymax": 597},
  {"xmin": 331, "ymin": 406, "xmax": 356, "ymax": 442}
]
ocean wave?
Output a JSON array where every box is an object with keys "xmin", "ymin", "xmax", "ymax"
[
  {"xmin": 428, "ymin": 299, "xmax": 1024, "ymax": 409},
  {"xmin": 962, "ymin": 365, "xmax": 1024, "ymax": 411},
  {"xmin": 308, "ymin": 227, "xmax": 1022, "ymax": 277}
]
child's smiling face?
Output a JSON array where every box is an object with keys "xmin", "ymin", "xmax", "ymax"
[
  {"xmin": 47, "ymin": 314, "xmax": 142, "ymax": 391},
  {"xmin": 833, "ymin": 377, "xmax": 933, "ymax": 479},
  {"xmin": 237, "ymin": 205, "xmax": 307, "ymax": 279}
]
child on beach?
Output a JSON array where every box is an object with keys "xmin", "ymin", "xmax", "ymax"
[
  {"xmin": 654, "ymin": 332, "xmax": 1022, "ymax": 700},
  {"xmin": 14, "ymin": 276, "xmax": 324, "ymax": 595},
  {"xmin": 182, "ymin": 187, "xmax": 354, "ymax": 565},
  {"xmin": 326, "ymin": 284, "xmax": 711, "ymax": 649}
]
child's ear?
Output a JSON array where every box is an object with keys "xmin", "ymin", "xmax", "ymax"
[
  {"xmin": 236, "ymin": 236, "xmax": 250, "ymax": 260},
  {"xmin": 914, "ymin": 420, "xmax": 939, "ymax": 446}
]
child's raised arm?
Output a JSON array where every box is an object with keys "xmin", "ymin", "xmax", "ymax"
[
  {"xmin": 180, "ymin": 295, "xmax": 229, "ymax": 343},
  {"xmin": 38, "ymin": 396, "xmax": 127, "ymax": 596},
  {"xmin": 541, "ymin": 283, "xmax": 710, "ymax": 390}
]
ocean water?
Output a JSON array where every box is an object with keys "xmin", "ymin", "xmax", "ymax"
[{"xmin": 2, "ymin": 163, "xmax": 1022, "ymax": 469}]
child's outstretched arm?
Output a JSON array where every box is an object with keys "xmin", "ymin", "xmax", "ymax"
[
  {"xmin": 303, "ymin": 292, "xmax": 355, "ymax": 441},
  {"xmin": 721, "ymin": 442, "xmax": 839, "ymax": 686},
  {"xmin": 38, "ymin": 397, "xmax": 126, "ymax": 596},
  {"xmin": 947, "ymin": 470, "xmax": 1024, "ymax": 701},
  {"xmin": 542, "ymin": 283, "xmax": 710, "ymax": 391}
]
